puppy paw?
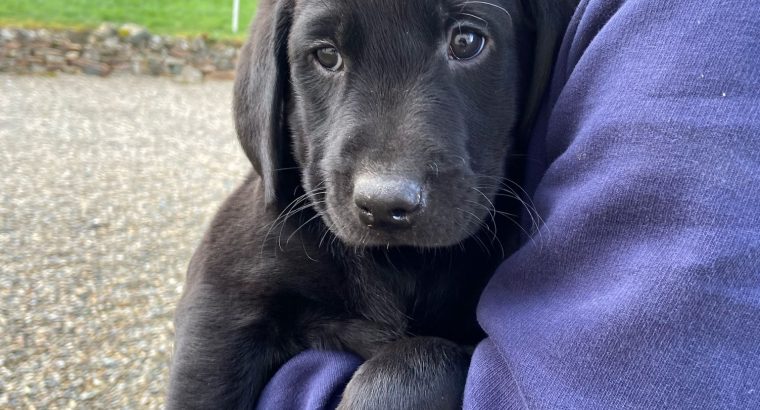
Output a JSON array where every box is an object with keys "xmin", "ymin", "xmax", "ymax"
[{"xmin": 337, "ymin": 337, "xmax": 471, "ymax": 410}]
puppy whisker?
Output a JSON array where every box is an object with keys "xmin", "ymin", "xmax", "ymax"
[
  {"xmin": 477, "ymin": 191, "xmax": 541, "ymax": 245},
  {"xmin": 473, "ymin": 179, "xmax": 545, "ymax": 248},
  {"xmin": 472, "ymin": 187, "xmax": 497, "ymax": 219},
  {"xmin": 285, "ymin": 211, "xmax": 325, "ymax": 247},
  {"xmin": 474, "ymin": 174, "xmax": 546, "ymax": 237},
  {"xmin": 261, "ymin": 194, "xmax": 310, "ymax": 254},
  {"xmin": 454, "ymin": 12, "xmax": 489, "ymax": 27},
  {"xmin": 274, "ymin": 166, "xmax": 300, "ymax": 171},
  {"xmin": 276, "ymin": 198, "xmax": 325, "ymax": 248},
  {"xmin": 462, "ymin": 1, "xmax": 513, "ymax": 24},
  {"xmin": 261, "ymin": 183, "xmax": 326, "ymax": 254},
  {"xmin": 456, "ymin": 207, "xmax": 491, "ymax": 256},
  {"xmin": 464, "ymin": 200, "xmax": 506, "ymax": 259},
  {"xmin": 318, "ymin": 220, "xmax": 335, "ymax": 249}
]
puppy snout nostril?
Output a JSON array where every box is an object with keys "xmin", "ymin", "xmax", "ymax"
[{"xmin": 353, "ymin": 175, "xmax": 423, "ymax": 228}]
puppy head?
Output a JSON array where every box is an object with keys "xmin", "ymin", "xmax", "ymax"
[{"xmin": 235, "ymin": 0, "xmax": 576, "ymax": 248}]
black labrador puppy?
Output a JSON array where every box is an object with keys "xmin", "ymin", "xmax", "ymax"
[{"xmin": 168, "ymin": 0, "xmax": 577, "ymax": 408}]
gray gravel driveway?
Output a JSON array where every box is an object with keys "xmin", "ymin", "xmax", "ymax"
[{"xmin": 0, "ymin": 74, "xmax": 250, "ymax": 408}]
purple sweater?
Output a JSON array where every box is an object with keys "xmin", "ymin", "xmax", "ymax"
[{"xmin": 258, "ymin": 0, "xmax": 760, "ymax": 407}]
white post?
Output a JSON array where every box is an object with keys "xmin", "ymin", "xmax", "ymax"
[{"xmin": 232, "ymin": 0, "xmax": 240, "ymax": 33}]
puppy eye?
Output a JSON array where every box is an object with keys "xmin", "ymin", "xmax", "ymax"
[
  {"xmin": 315, "ymin": 47, "xmax": 343, "ymax": 71},
  {"xmin": 449, "ymin": 29, "xmax": 485, "ymax": 61}
]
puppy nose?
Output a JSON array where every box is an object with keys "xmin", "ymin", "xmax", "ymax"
[{"xmin": 353, "ymin": 175, "xmax": 423, "ymax": 228}]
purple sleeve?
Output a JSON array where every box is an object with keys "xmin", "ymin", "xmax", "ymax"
[
  {"xmin": 258, "ymin": 0, "xmax": 760, "ymax": 408},
  {"xmin": 256, "ymin": 350, "xmax": 362, "ymax": 410},
  {"xmin": 465, "ymin": 0, "xmax": 760, "ymax": 408}
]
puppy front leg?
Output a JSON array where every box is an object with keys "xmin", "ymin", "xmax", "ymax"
[
  {"xmin": 337, "ymin": 337, "xmax": 471, "ymax": 410},
  {"xmin": 167, "ymin": 297, "xmax": 291, "ymax": 410}
]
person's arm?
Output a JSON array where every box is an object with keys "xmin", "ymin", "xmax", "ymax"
[
  {"xmin": 257, "ymin": 0, "xmax": 759, "ymax": 408},
  {"xmin": 465, "ymin": 0, "xmax": 760, "ymax": 408},
  {"xmin": 256, "ymin": 350, "xmax": 361, "ymax": 410}
]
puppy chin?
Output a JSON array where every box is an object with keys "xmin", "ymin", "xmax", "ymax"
[
  {"xmin": 349, "ymin": 231, "xmax": 464, "ymax": 248},
  {"xmin": 323, "ymin": 206, "xmax": 483, "ymax": 249}
]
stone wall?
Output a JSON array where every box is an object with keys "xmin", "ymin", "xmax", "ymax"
[{"xmin": 0, "ymin": 23, "xmax": 241, "ymax": 82}]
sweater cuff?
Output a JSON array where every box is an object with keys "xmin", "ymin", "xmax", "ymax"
[{"xmin": 257, "ymin": 350, "xmax": 363, "ymax": 410}]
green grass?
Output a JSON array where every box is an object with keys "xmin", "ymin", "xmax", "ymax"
[{"xmin": 0, "ymin": 0, "xmax": 258, "ymax": 40}]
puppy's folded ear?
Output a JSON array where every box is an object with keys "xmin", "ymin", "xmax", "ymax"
[
  {"xmin": 234, "ymin": 0, "xmax": 293, "ymax": 205},
  {"xmin": 519, "ymin": 0, "xmax": 578, "ymax": 137}
]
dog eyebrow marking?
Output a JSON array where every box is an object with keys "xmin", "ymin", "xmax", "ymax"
[{"xmin": 300, "ymin": 13, "xmax": 343, "ymax": 42}]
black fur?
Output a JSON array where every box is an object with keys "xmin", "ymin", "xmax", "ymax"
[{"xmin": 167, "ymin": 0, "xmax": 577, "ymax": 408}]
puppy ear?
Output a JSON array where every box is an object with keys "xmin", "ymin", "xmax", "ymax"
[
  {"xmin": 518, "ymin": 0, "xmax": 578, "ymax": 136},
  {"xmin": 234, "ymin": 0, "xmax": 293, "ymax": 205}
]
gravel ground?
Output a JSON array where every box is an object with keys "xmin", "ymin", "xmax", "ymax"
[{"xmin": 0, "ymin": 74, "xmax": 250, "ymax": 408}]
